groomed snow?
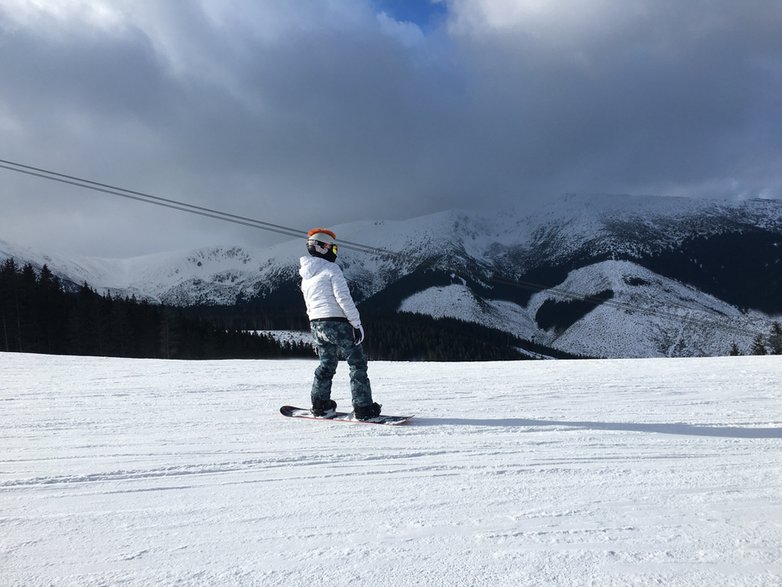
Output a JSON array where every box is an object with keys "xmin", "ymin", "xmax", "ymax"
[{"xmin": 2, "ymin": 353, "xmax": 782, "ymax": 586}]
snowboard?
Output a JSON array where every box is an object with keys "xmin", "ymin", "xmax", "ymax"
[{"xmin": 279, "ymin": 405, "xmax": 413, "ymax": 426}]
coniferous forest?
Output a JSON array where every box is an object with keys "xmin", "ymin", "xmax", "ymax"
[
  {"xmin": 7, "ymin": 258, "xmax": 774, "ymax": 361},
  {"xmin": 1, "ymin": 259, "xmax": 573, "ymax": 361},
  {"xmin": 359, "ymin": 314, "xmax": 580, "ymax": 361},
  {"xmin": 0, "ymin": 260, "xmax": 312, "ymax": 359}
]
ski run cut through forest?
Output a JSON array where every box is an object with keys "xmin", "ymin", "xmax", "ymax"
[{"xmin": 2, "ymin": 352, "xmax": 782, "ymax": 586}]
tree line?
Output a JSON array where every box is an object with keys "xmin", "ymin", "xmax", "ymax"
[
  {"xmin": 731, "ymin": 323, "xmax": 782, "ymax": 356},
  {"xmin": 1, "ymin": 258, "xmax": 574, "ymax": 361},
  {"xmin": 16, "ymin": 257, "xmax": 775, "ymax": 362},
  {"xmin": 360, "ymin": 313, "xmax": 583, "ymax": 361},
  {"xmin": 0, "ymin": 259, "xmax": 312, "ymax": 359}
]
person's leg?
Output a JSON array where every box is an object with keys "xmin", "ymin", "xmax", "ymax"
[
  {"xmin": 345, "ymin": 342, "xmax": 372, "ymax": 408},
  {"xmin": 332, "ymin": 323, "xmax": 376, "ymax": 412},
  {"xmin": 310, "ymin": 322, "xmax": 339, "ymax": 406}
]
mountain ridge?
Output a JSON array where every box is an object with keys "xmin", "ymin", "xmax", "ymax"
[{"xmin": 2, "ymin": 194, "xmax": 780, "ymax": 358}]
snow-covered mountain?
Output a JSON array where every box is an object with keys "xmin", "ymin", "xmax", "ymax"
[{"xmin": 2, "ymin": 194, "xmax": 781, "ymax": 358}]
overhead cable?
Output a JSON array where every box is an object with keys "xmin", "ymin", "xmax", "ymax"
[
  {"xmin": 0, "ymin": 157, "xmax": 768, "ymax": 340},
  {"xmin": 0, "ymin": 158, "xmax": 389, "ymax": 256}
]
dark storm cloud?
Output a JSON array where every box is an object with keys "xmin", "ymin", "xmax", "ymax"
[
  {"xmin": 446, "ymin": 0, "xmax": 782, "ymax": 198},
  {"xmin": 0, "ymin": 0, "xmax": 780, "ymax": 256}
]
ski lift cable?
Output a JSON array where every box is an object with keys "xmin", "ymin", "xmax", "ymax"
[
  {"xmin": 0, "ymin": 158, "xmax": 767, "ymax": 340},
  {"xmin": 0, "ymin": 163, "xmax": 308, "ymax": 240},
  {"xmin": 0, "ymin": 158, "xmax": 388, "ymax": 256}
]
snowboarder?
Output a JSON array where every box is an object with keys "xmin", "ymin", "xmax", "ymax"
[{"xmin": 299, "ymin": 228, "xmax": 381, "ymax": 420}]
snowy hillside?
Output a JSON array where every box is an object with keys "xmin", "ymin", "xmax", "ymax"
[
  {"xmin": 0, "ymin": 238, "xmax": 303, "ymax": 305},
  {"xmin": 2, "ymin": 194, "xmax": 781, "ymax": 357},
  {"xmin": 3, "ymin": 194, "xmax": 779, "ymax": 304},
  {"xmin": 400, "ymin": 261, "xmax": 772, "ymax": 357},
  {"xmin": 2, "ymin": 352, "xmax": 781, "ymax": 586}
]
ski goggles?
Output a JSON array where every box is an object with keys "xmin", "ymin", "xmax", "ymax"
[{"xmin": 308, "ymin": 239, "xmax": 338, "ymax": 254}]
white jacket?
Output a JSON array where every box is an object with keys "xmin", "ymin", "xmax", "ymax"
[{"xmin": 299, "ymin": 256, "xmax": 361, "ymax": 327}]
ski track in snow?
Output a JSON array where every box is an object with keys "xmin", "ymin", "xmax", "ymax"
[{"xmin": 1, "ymin": 353, "xmax": 782, "ymax": 586}]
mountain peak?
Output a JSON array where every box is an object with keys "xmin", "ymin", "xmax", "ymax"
[{"xmin": 3, "ymin": 193, "xmax": 779, "ymax": 358}]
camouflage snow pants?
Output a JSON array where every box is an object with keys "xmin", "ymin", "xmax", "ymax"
[{"xmin": 310, "ymin": 320, "xmax": 373, "ymax": 408}]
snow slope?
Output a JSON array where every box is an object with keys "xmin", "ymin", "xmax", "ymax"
[
  {"xmin": 2, "ymin": 352, "xmax": 781, "ymax": 586},
  {"xmin": 400, "ymin": 260, "xmax": 772, "ymax": 357}
]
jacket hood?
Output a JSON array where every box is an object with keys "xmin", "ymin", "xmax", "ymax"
[{"xmin": 299, "ymin": 255, "xmax": 331, "ymax": 280}]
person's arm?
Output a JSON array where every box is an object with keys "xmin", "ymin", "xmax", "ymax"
[{"xmin": 330, "ymin": 268, "xmax": 361, "ymax": 326}]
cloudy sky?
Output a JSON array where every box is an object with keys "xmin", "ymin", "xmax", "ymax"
[{"xmin": 1, "ymin": 0, "xmax": 781, "ymax": 257}]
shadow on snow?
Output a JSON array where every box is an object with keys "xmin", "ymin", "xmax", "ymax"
[{"xmin": 413, "ymin": 418, "xmax": 782, "ymax": 439}]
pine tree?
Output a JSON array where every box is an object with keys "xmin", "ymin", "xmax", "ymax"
[
  {"xmin": 769, "ymin": 322, "xmax": 782, "ymax": 355},
  {"xmin": 728, "ymin": 342, "xmax": 741, "ymax": 356},
  {"xmin": 36, "ymin": 265, "xmax": 66, "ymax": 354},
  {"xmin": 18, "ymin": 264, "xmax": 38, "ymax": 351},
  {"xmin": 750, "ymin": 334, "xmax": 768, "ymax": 356},
  {"xmin": 0, "ymin": 259, "xmax": 17, "ymax": 351}
]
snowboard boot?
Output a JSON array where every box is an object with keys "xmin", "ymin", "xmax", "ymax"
[
  {"xmin": 353, "ymin": 402, "xmax": 382, "ymax": 421},
  {"xmin": 311, "ymin": 398, "xmax": 337, "ymax": 418}
]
